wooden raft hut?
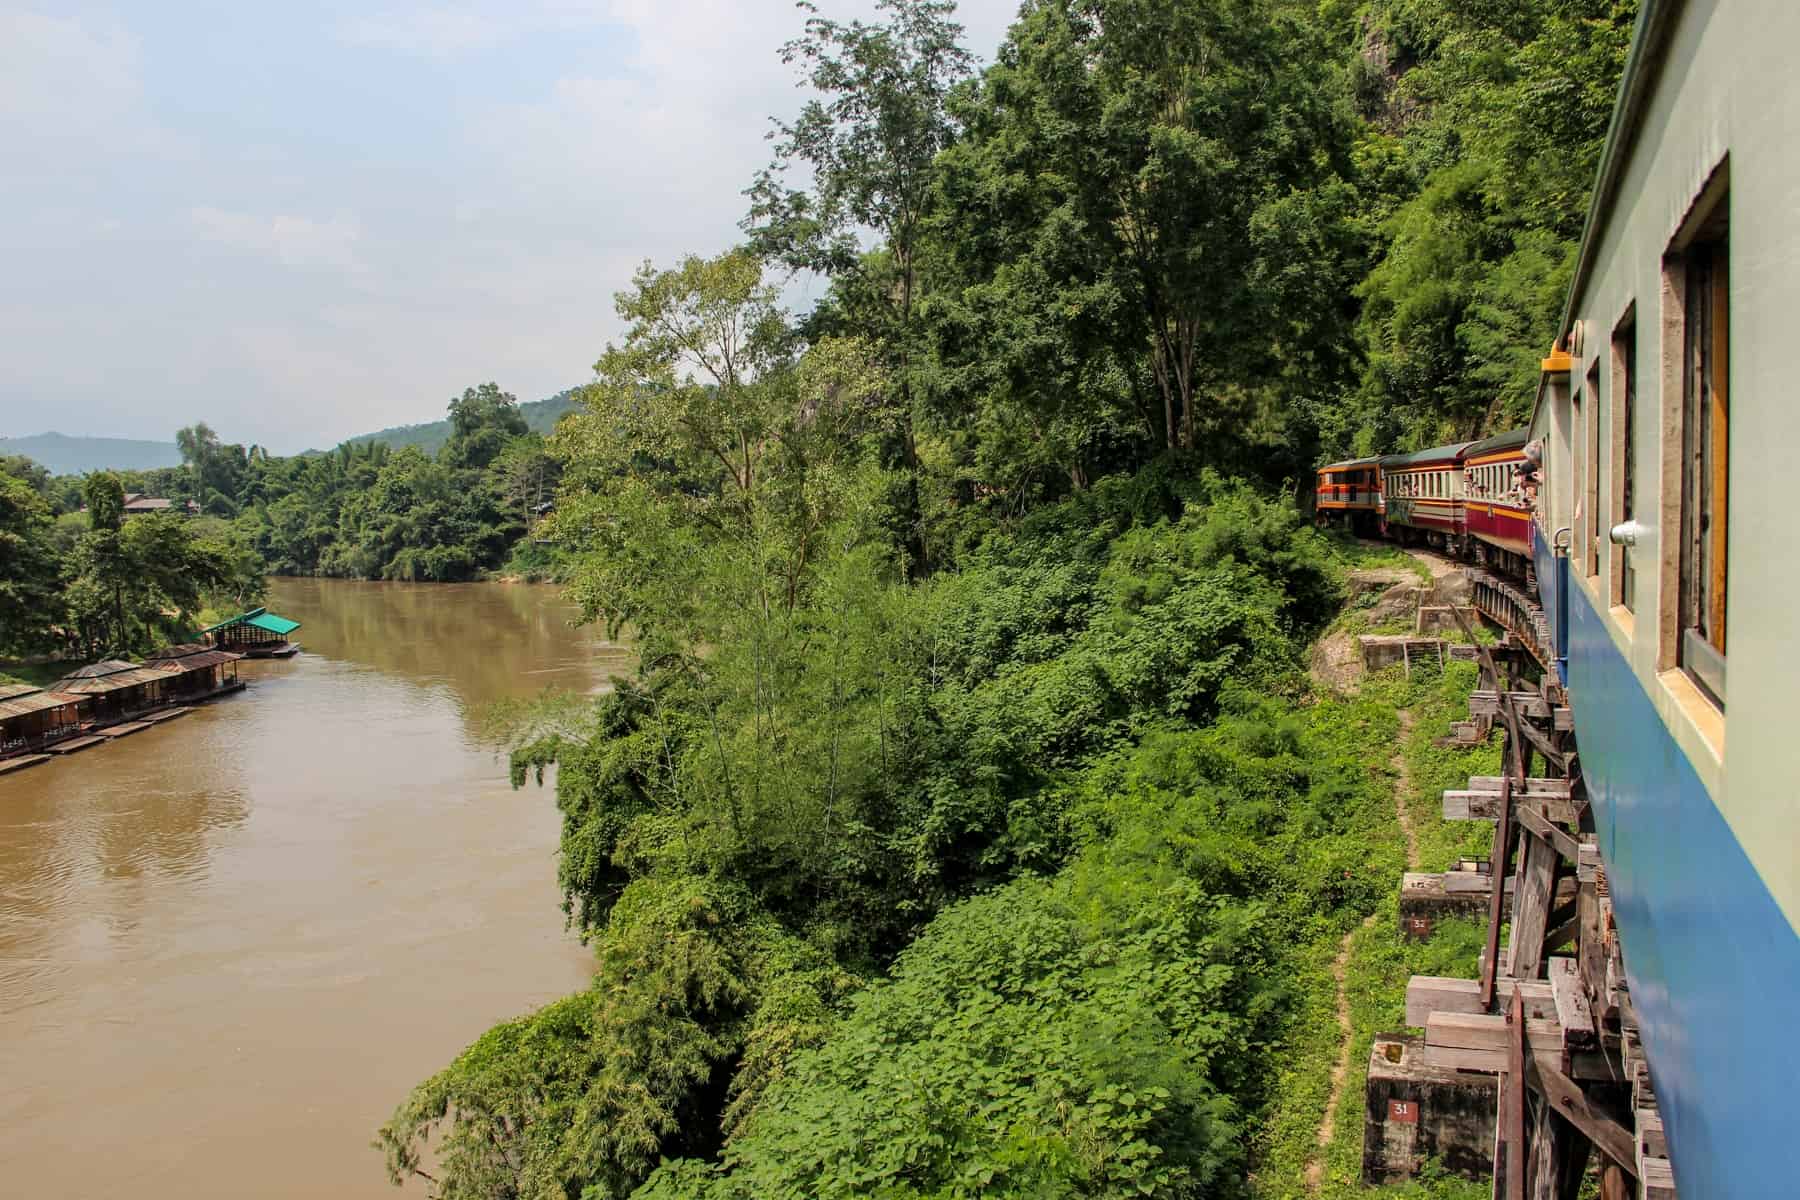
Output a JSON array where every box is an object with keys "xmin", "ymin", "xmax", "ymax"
[
  {"xmin": 199, "ymin": 607, "xmax": 301, "ymax": 658},
  {"xmin": 49, "ymin": 660, "xmax": 176, "ymax": 725},
  {"xmin": 0, "ymin": 684, "xmax": 84, "ymax": 756},
  {"xmin": 143, "ymin": 643, "xmax": 246, "ymax": 701}
]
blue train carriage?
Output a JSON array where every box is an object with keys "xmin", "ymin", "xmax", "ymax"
[
  {"xmin": 1525, "ymin": 0, "xmax": 1800, "ymax": 1191},
  {"xmin": 1378, "ymin": 440, "xmax": 1476, "ymax": 553}
]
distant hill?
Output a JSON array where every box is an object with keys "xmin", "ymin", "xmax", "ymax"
[
  {"xmin": 345, "ymin": 388, "xmax": 582, "ymax": 456},
  {"xmin": 0, "ymin": 432, "xmax": 183, "ymax": 475},
  {"xmin": 2, "ymin": 388, "xmax": 586, "ymax": 476}
]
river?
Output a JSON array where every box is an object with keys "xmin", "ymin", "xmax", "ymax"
[{"xmin": 0, "ymin": 579, "xmax": 627, "ymax": 1198}]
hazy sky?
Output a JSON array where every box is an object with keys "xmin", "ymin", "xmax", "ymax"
[{"xmin": 0, "ymin": 1, "xmax": 1019, "ymax": 452}]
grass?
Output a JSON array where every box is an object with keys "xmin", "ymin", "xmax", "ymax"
[
  {"xmin": 0, "ymin": 662, "xmax": 70, "ymax": 688},
  {"xmin": 1250, "ymin": 660, "xmax": 1498, "ymax": 1200},
  {"xmin": 1322, "ymin": 530, "xmax": 1434, "ymax": 585},
  {"xmin": 1367, "ymin": 665, "xmax": 1501, "ymax": 872}
]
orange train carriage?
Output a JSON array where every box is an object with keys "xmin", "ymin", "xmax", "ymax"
[{"xmin": 1313, "ymin": 456, "xmax": 1382, "ymax": 533}]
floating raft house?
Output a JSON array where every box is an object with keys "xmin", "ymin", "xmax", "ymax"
[
  {"xmin": 0, "ymin": 683, "xmax": 83, "ymax": 752},
  {"xmin": 144, "ymin": 643, "xmax": 245, "ymax": 699},
  {"xmin": 198, "ymin": 607, "xmax": 302, "ymax": 658},
  {"xmin": 50, "ymin": 660, "xmax": 177, "ymax": 723}
]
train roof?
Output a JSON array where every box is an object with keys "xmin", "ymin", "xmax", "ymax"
[
  {"xmin": 1378, "ymin": 440, "xmax": 1477, "ymax": 470},
  {"xmin": 1317, "ymin": 456, "xmax": 1379, "ymax": 471},
  {"xmin": 1462, "ymin": 428, "xmax": 1529, "ymax": 458}
]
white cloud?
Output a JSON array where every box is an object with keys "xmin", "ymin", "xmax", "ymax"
[
  {"xmin": 0, "ymin": 7, "xmax": 141, "ymax": 129},
  {"xmin": 191, "ymin": 207, "xmax": 367, "ymax": 274},
  {"xmin": 336, "ymin": 8, "xmax": 512, "ymax": 57},
  {"xmin": 334, "ymin": 1, "xmax": 616, "ymax": 57}
]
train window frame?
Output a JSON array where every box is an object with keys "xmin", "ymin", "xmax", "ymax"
[
  {"xmin": 1658, "ymin": 162, "xmax": 1728, "ymax": 710},
  {"xmin": 1586, "ymin": 362, "xmax": 1602, "ymax": 579},
  {"xmin": 1571, "ymin": 382, "xmax": 1587, "ymax": 574},
  {"xmin": 1611, "ymin": 307, "xmax": 1637, "ymax": 613}
]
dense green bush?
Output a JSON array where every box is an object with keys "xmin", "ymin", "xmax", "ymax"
[{"xmin": 632, "ymin": 686, "xmax": 1412, "ymax": 1199}]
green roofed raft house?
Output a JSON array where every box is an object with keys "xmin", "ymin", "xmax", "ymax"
[{"xmin": 198, "ymin": 607, "xmax": 303, "ymax": 658}]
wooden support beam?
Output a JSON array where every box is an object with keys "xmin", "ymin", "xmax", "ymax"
[
  {"xmin": 1466, "ymin": 776, "xmax": 1575, "ymax": 797},
  {"xmin": 1427, "ymin": 1010, "xmax": 1565, "ymax": 1050},
  {"xmin": 1481, "ymin": 771, "xmax": 1515, "ymax": 1008},
  {"xmin": 1516, "ymin": 804, "xmax": 1583, "ymax": 863},
  {"xmin": 1470, "ymin": 690, "xmax": 1556, "ymax": 720},
  {"xmin": 1525, "ymin": 1054, "xmax": 1638, "ymax": 1177},
  {"xmin": 1545, "ymin": 903, "xmax": 1580, "ymax": 954},
  {"xmin": 1508, "ymin": 826, "xmax": 1560, "ymax": 980},
  {"xmin": 1517, "ymin": 717, "xmax": 1572, "ymax": 774},
  {"xmin": 1423, "ymin": 1042, "xmax": 1623, "ymax": 1081},
  {"xmin": 1526, "ymin": 1092, "xmax": 1592, "ymax": 1200},
  {"xmin": 1505, "ymin": 989, "xmax": 1528, "ymax": 1200},
  {"xmin": 1577, "ymin": 842, "xmax": 1602, "ymax": 883},
  {"xmin": 1578, "ymin": 878, "xmax": 1606, "ymax": 1018},
  {"xmin": 1467, "ymin": 692, "xmax": 1572, "ymax": 731},
  {"xmin": 1548, "ymin": 958, "xmax": 1596, "ymax": 1048},
  {"xmin": 1603, "ymin": 922, "xmax": 1627, "ymax": 1025},
  {"xmin": 1423, "ymin": 1009, "xmax": 1619, "ymax": 1078},
  {"xmin": 1405, "ymin": 974, "xmax": 1556, "ymax": 1026},
  {"xmin": 1638, "ymin": 1158, "xmax": 1677, "ymax": 1199},
  {"xmin": 1447, "ymin": 791, "xmax": 1580, "ymax": 824}
]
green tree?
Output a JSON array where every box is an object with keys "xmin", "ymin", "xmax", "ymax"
[
  {"xmin": 931, "ymin": 0, "xmax": 1352, "ymax": 460},
  {"xmin": 1334, "ymin": 0, "xmax": 1635, "ymax": 450},
  {"xmin": 0, "ymin": 467, "xmax": 65, "ymax": 653},
  {"xmin": 443, "ymin": 382, "xmax": 530, "ymax": 471},
  {"xmin": 177, "ymin": 421, "xmax": 250, "ymax": 515},
  {"xmin": 65, "ymin": 471, "xmax": 261, "ymax": 655},
  {"xmin": 748, "ymin": 0, "xmax": 975, "ymax": 568}
]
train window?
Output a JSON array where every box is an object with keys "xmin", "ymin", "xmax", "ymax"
[
  {"xmin": 1572, "ymin": 385, "xmax": 1586, "ymax": 569},
  {"xmin": 1587, "ymin": 363, "xmax": 1602, "ymax": 578},
  {"xmin": 1680, "ymin": 234, "xmax": 1728, "ymax": 702},
  {"xmin": 1612, "ymin": 311, "xmax": 1637, "ymax": 611},
  {"xmin": 1662, "ymin": 167, "xmax": 1728, "ymax": 707}
]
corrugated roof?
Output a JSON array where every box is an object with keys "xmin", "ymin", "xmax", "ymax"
[
  {"xmin": 57, "ymin": 659, "xmax": 141, "ymax": 680},
  {"xmin": 198, "ymin": 607, "xmax": 301, "ymax": 637},
  {"xmin": 0, "ymin": 683, "xmax": 39, "ymax": 701},
  {"xmin": 0, "ymin": 690, "xmax": 83, "ymax": 720},
  {"xmin": 146, "ymin": 644, "xmax": 242, "ymax": 672},
  {"xmin": 52, "ymin": 666, "xmax": 170, "ymax": 695},
  {"xmin": 246, "ymin": 612, "xmax": 300, "ymax": 635}
]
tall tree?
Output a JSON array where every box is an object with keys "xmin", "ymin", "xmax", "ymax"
[
  {"xmin": 66, "ymin": 471, "xmax": 259, "ymax": 654},
  {"xmin": 748, "ymin": 0, "xmax": 974, "ymax": 567},
  {"xmin": 443, "ymin": 382, "xmax": 529, "ymax": 470},
  {"xmin": 0, "ymin": 467, "xmax": 65, "ymax": 653},
  {"xmin": 932, "ymin": 0, "xmax": 1351, "ymax": 458}
]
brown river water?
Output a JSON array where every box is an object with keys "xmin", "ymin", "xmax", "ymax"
[{"xmin": 0, "ymin": 579, "xmax": 627, "ymax": 1198}]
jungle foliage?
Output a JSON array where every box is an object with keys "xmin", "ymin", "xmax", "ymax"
[
  {"xmin": 378, "ymin": 1, "xmax": 1632, "ymax": 1197},
  {"xmin": 11, "ymin": 384, "xmax": 564, "ymax": 590},
  {"xmin": 0, "ymin": 466, "xmax": 264, "ymax": 658}
]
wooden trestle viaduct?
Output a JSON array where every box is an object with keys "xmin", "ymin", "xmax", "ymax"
[{"xmin": 1369, "ymin": 569, "xmax": 1675, "ymax": 1200}]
